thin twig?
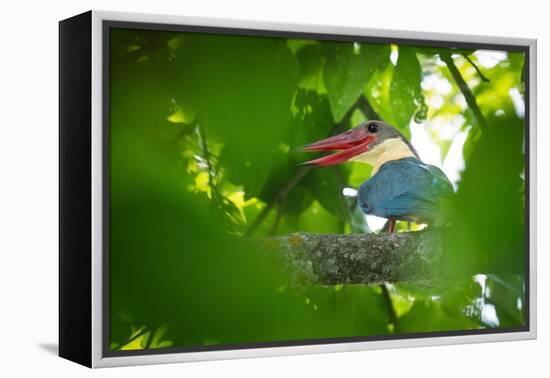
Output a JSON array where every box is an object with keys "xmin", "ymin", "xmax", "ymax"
[
  {"xmin": 440, "ymin": 51, "xmax": 488, "ymax": 133},
  {"xmin": 197, "ymin": 122, "xmax": 218, "ymax": 197},
  {"xmin": 269, "ymin": 200, "xmax": 285, "ymax": 236},
  {"xmin": 463, "ymin": 55, "xmax": 490, "ymax": 83},
  {"xmin": 244, "ymin": 166, "xmax": 310, "ymax": 237},
  {"xmin": 171, "ymin": 119, "xmax": 198, "ymax": 144},
  {"xmin": 144, "ymin": 328, "xmax": 155, "ymax": 349}
]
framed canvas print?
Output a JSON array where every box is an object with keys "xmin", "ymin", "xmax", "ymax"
[{"xmin": 59, "ymin": 10, "xmax": 537, "ymax": 368}]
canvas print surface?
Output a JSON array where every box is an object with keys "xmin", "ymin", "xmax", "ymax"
[{"xmin": 108, "ymin": 27, "xmax": 527, "ymax": 353}]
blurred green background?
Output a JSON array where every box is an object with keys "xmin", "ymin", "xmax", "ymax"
[{"xmin": 108, "ymin": 28, "xmax": 526, "ymax": 351}]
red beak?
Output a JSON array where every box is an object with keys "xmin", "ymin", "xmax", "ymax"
[{"xmin": 299, "ymin": 128, "xmax": 375, "ymax": 166}]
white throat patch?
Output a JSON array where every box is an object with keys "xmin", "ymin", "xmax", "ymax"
[{"xmin": 350, "ymin": 137, "xmax": 416, "ymax": 175}]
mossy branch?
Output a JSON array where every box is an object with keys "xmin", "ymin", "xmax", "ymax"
[{"xmin": 263, "ymin": 229, "xmax": 444, "ymax": 285}]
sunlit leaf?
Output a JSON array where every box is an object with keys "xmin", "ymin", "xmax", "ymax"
[
  {"xmin": 389, "ymin": 46, "xmax": 424, "ymax": 131},
  {"xmin": 322, "ymin": 42, "xmax": 388, "ymax": 122}
]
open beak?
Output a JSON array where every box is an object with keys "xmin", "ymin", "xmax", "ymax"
[{"xmin": 298, "ymin": 128, "xmax": 375, "ymax": 166}]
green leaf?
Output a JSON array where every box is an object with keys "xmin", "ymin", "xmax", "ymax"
[
  {"xmin": 399, "ymin": 300, "xmax": 474, "ymax": 332},
  {"xmin": 285, "ymin": 90, "xmax": 335, "ymax": 163},
  {"xmin": 390, "ymin": 46, "xmax": 423, "ymax": 130},
  {"xmin": 305, "ymin": 167, "xmax": 348, "ymax": 219},
  {"xmin": 362, "ymin": 43, "xmax": 391, "ymax": 73},
  {"xmin": 303, "ymin": 285, "xmax": 389, "ymax": 335},
  {"xmin": 295, "ymin": 44, "xmax": 327, "ymax": 93},
  {"xmin": 285, "ymin": 200, "xmax": 342, "ymax": 233},
  {"xmin": 287, "ymin": 38, "xmax": 317, "ymax": 54},
  {"xmin": 322, "ymin": 42, "xmax": 389, "ymax": 123}
]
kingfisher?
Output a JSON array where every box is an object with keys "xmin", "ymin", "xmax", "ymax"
[{"xmin": 299, "ymin": 121, "xmax": 454, "ymax": 233}]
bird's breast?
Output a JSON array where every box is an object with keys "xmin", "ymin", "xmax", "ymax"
[{"xmin": 351, "ymin": 138, "xmax": 416, "ymax": 175}]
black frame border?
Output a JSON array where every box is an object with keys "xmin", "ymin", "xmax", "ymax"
[
  {"xmin": 59, "ymin": 11, "xmax": 93, "ymax": 367},
  {"xmin": 101, "ymin": 19, "xmax": 531, "ymax": 359}
]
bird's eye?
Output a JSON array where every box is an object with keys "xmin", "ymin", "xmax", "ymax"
[{"xmin": 368, "ymin": 123, "xmax": 378, "ymax": 133}]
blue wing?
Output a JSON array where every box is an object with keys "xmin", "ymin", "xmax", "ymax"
[{"xmin": 358, "ymin": 157, "xmax": 453, "ymax": 222}]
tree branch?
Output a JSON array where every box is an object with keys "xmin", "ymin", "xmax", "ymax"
[
  {"xmin": 440, "ymin": 51, "xmax": 488, "ymax": 133},
  {"xmin": 264, "ymin": 229, "xmax": 443, "ymax": 285}
]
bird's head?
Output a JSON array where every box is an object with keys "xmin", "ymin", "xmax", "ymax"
[{"xmin": 299, "ymin": 121, "xmax": 418, "ymax": 168}]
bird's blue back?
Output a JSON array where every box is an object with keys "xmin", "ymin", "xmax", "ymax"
[{"xmin": 358, "ymin": 157, "xmax": 454, "ymax": 223}]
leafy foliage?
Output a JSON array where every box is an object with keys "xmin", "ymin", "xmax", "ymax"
[{"xmin": 109, "ymin": 29, "xmax": 527, "ymax": 351}]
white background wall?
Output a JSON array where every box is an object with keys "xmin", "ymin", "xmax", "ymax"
[{"xmin": 0, "ymin": 0, "xmax": 546, "ymax": 376}]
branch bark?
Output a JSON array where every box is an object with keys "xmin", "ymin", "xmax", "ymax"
[{"xmin": 264, "ymin": 229, "xmax": 443, "ymax": 285}]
